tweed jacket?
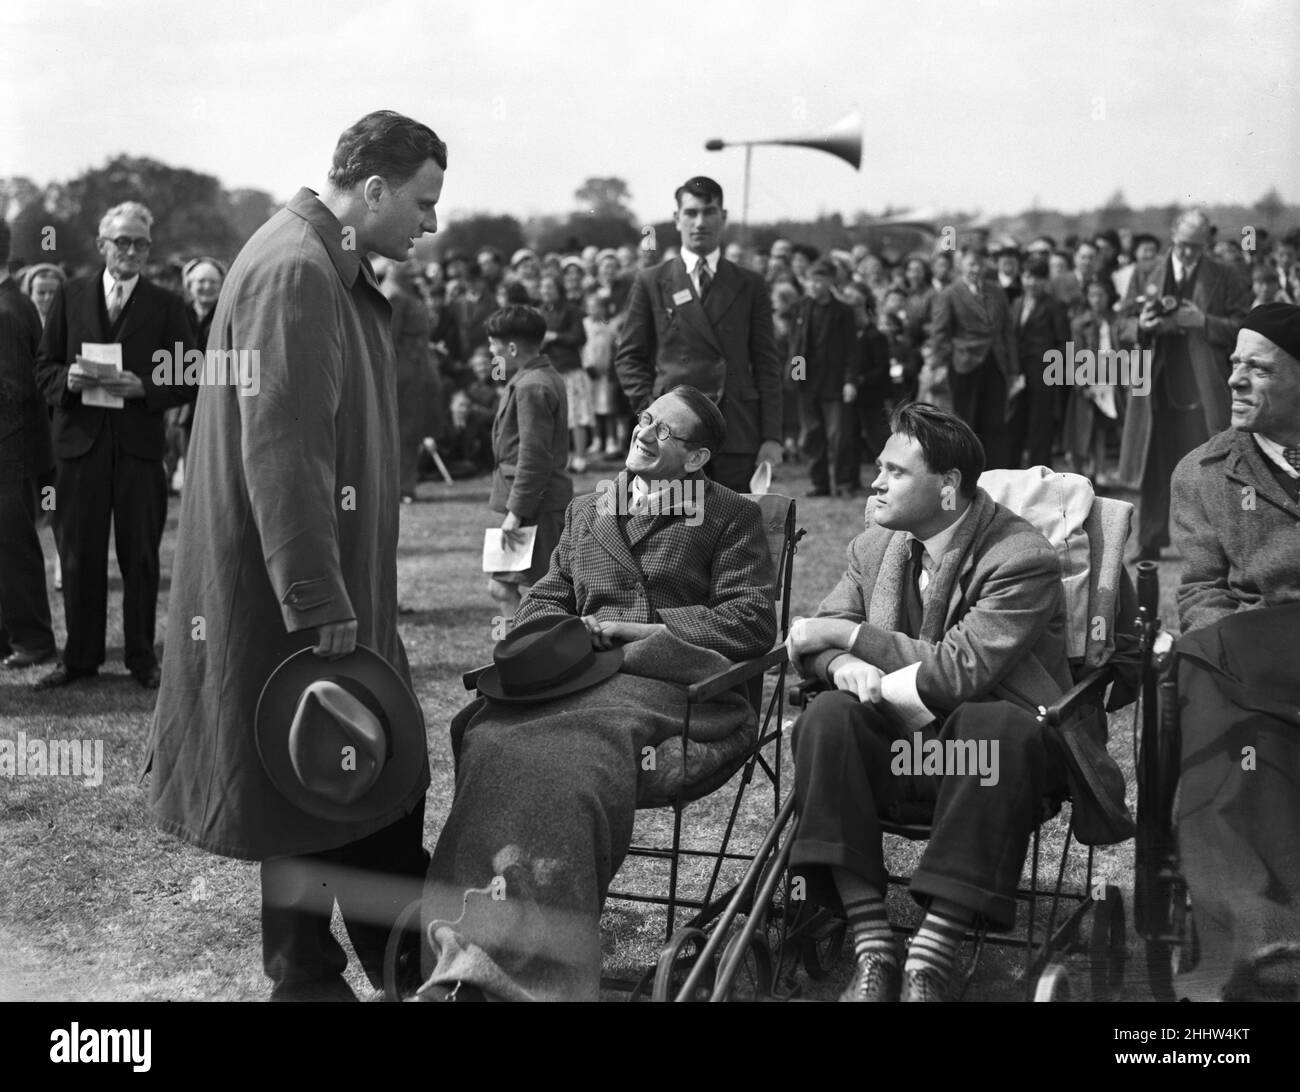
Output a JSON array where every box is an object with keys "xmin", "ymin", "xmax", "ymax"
[
  {"xmin": 614, "ymin": 256, "xmax": 782, "ymax": 456},
  {"xmin": 489, "ymin": 354, "xmax": 573, "ymax": 519},
  {"xmin": 930, "ymin": 277, "xmax": 1017, "ymax": 379},
  {"xmin": 517, "ymin": 471, "xmax": 776, "ymax": 663},
  {"xmin": 1171, "ymin": 428, "xmax": 1300, "ymax": 633},
  {"xmin": 803, "ymin": 487, "xmax": 1072, "ymax": 717}
]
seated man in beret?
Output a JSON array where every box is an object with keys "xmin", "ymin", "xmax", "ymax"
[
  {"xmin": 1169, "ymin": 300, "xmax": 1300, "ymax": 1000},
  {"xmin": 421, "ymin": 384, "xmax": 777, "ymax": 1000},
  {"xmin": 785, "ymin": 402, "xmax": 1074, "ymax": 1002}
]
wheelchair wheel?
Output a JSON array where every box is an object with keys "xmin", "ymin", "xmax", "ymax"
[
  {"xmin": 652, "ymin": 927, "xmax": 713, "ymax": 1002},
  {"xmin": 716, "ymin": 932, "xmax": 774, "ymax": 1001},
  {"xmin": 382, "ymin": 897, "xmax": 427, "ymax": 1002},
  {"xmin": 1088, "ymin": 885, "xmax": 1127, "ymax": 1002},
  {"xmin": 800, "ymin": 909, "xmax": 848, "ymax": 981},
  {"xmin": 1033, "ymin": 962, "xmax": 1072, "ymax": 1001}
]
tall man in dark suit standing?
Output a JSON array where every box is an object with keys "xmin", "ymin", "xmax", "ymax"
[
  {"xmin": 615, "ymin": 176, "xmax": 783, "ymax": 493},
  {"xmin": 790, "ymin": 259, "xmax": 859, "ymax": 496},
  {"xmin": 1117, "ymin": 208, "xmax": 1250, "ymax": 560},
  {"xmin": 930, "ymin": 245, "xmax": 1018, "ymax": 469},
  {"xmin": 33, "ymin": 202, "xmax": 197, "ymax": 688},
  {"xmin": 1008, "ymin": 256, "xmax": 1071, "ymax": 468},
  {"xmin": 0, "ymin": 218, "xmax": 57, "ymax": 668}
]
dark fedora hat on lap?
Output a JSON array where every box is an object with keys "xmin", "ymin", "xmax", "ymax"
[
  {"xmin": 255, "ymin": 645, "xmax": 425, "ymax": 821},
  {"xmin": 477, "ymin": 615, "xmax": 623, "ymax": 704}
]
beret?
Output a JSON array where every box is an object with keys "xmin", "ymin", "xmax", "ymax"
[{"xmin": 1241, "ymin": 301, "xmax": 1300, "ymax": 364}]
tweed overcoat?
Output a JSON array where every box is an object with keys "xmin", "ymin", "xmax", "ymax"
[
  {"xmin": 516, "ymin": 471, "xmax": 777, "ymax": 663},
  {"xmin": 1171, "ymin": 428, "xmax": 1300, "ymax": 634},
  {"xmin": 145, "ymin": 188, "xmax": 428, "ymax": 860}
]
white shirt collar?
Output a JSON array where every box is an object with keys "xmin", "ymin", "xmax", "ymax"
[
  {"xmin": 679, "ymin": 245, "xmax": 719, "ymax": 275},
  {"xmin": 102, "ymin": 269, "xmax": 140, "ymax": 302},
  {"xmin": 1171, "ymin": 254, "xmax": 1198, "ymax": 284},
  {"xmin": 1252, "ymin": 432, "xmax": 1300, "ymax": 480},
  {"xmin": 907, "ymin": 500, "xmax": 974, "ymax": 569}
]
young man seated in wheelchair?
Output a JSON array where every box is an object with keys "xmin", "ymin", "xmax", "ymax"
[
  {"xmin": 785, "ymin": 402, "xmax": 1075, "ymax": 1002},
  {"xmin": 1169, "ymin": 301, "xmax": 1300, "ymax": 1000},
  {"xmin": 419, "ymin": 385, "xmax": 777, "ymax": 1000}
]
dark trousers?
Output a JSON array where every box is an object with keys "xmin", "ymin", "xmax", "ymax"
[
  {"xmin": 1008, "ymin": 358, "xmax": 1058, "ymax": 469},
  {"xmin": 397, "ymin": 375, "xmax": 426, "ymax": 497},
  {"xmin": 949, "ymin": 354, "xmax": 1010, "ymax": 470},
  {"xmin": 706, "ymin": 452, "xmax": 757, "ymax": 494},
  {"xmin": 799, "ymin": 394, "xmax": 845, "ymax": 491},
  {"xmin": 0, "ymin": 468, "xmax": 55, "ymax": 657},
  {"xmin": 790, "ymin": 691, "xmax": 1063, "ymax": 929},
  {"xmin": 56, "ymin": 430, "xmax": 167, "ymax": 674},
  {"xmin": 856, "ymin": 392, "xmax": 891, "ymax": 471},
  {"xmin": 261, "ymin": 802, "xmax": 429, "ymax": 1000}
]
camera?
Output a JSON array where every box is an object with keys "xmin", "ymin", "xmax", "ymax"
[{"xmin": 1137, "ymin": 291, "xmax": 1180, "ymax": 317}]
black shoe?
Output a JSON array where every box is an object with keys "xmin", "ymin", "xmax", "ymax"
[
  {"xmin": 132, "ymin": 665, "xmax": 161, "ymax": 689},
  {"xmin": 807, "ymin": 487, "xmax": 831, "ymax": 497},
  {"xmin": 33, "ymin": 663, "xmax": 97, "ymax": 690},
  {"xmin": 4, "ymin": 648, "xmax": 57, "ymax": 669}
]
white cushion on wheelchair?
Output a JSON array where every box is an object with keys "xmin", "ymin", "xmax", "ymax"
[{"xmin": 978, "ymin": 466, "xmax": 1093, "ymax": 660}]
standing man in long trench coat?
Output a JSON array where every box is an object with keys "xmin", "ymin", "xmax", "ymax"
[{"xmin": 145, "ymin": 111, "xmax": 447, "ymax": 1001}]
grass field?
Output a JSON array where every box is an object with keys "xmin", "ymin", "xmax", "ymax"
[{"xmin": 0, "ymin": 457, "xmax": 1181, "ymax": 1002}]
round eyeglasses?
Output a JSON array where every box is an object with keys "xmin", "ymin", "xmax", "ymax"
[{"xmin": 637, "ymin": 410, "xmax": 695, "ymax": 444}]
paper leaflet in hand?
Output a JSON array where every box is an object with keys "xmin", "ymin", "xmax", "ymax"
[
  {"xmin": 80, "ymin": 342, "xmax": 124, "ymax": 409},
  {"xmin": 482, "ymin": 526, "xmax": 537, "ymax": 573}
]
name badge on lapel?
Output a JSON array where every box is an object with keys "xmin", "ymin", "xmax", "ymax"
[{"xmin": 672, "ymin": 289, "xmax": 693, "ymax": 306}]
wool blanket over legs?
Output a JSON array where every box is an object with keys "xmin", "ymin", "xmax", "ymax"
[{"xmin": 420, "ymin": 629, "xmax": 758, "ymax": 1000}]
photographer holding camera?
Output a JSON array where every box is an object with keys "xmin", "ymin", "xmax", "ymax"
[{"xmin": 1116, "ymin": 208, "xmax": 1251, "ymax": 560}]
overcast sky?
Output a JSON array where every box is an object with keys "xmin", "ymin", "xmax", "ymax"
[{"xmin": 3, "ymin": 0, "xmax": 1297, "ymax": 227}]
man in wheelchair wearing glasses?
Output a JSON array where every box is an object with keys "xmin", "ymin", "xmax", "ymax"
[
  {"xmin": 419, "ymin": 385, "xmax": 777, "ymax": 1000},
  {"xmin": 1169, "ymin": 301, "xmax": 1300, "ymax": 1000},
  {"xmin": 785, "ymin": 402, "xmax": 1075, "ymax": 1002}
]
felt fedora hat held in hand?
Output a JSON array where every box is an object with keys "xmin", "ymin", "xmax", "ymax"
[
  {"xmin": 255, "ymin": 645, "xmax": 425, "ymax": 822},
  {"xmin": 476, "ymin": 615, "xmax": 623, "ymax": 704}
]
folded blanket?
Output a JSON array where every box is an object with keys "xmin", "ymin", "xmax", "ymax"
[{"xmin": 423, "ymin": 628, "xmax": 757, "ymax": 1000}]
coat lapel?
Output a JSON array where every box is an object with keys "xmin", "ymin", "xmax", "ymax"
[
  {"xmin": 923, "ymin": 491, "xmax": 995, "ymax": 640},
  {"xmin": 1224, "ymin": 434, "xmax": 1298, "ymax": 518},
  {"xmin": 663, "ymin": 259, "xmax": 726, "ymax": 359},
  {"xmin": 702, "ymin": 258, "xmax": 741, "ymax": 326},
  {"xmin": 82, "ymin": 272, "xmax": 109, "ymax": 342},
  {"xmin": 116, "ymin": 278, "xmax": 151, "ymax": 344},
  {"xmin": 588, "ymin": 472, "xmax": 643, "ymax": 579}
]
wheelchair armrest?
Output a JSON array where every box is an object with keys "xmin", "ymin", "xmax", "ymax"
[
  {"xmin": 462, "ymin": 664, "xmax": 491, "ymax": 691},
  {"xmin": 686, "ymin": 646, "xmax": 787, "ymax": 705},
  {"xmin": 1040, "ymin": 664, "xmax": 1116, "ymax": 726},
  {"xmin": 788, "ymin": 675, "xmax": 828, "ymax": 709}
]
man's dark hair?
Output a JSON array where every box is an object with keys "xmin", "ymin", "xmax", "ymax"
[
  {"xmin": 1130, "ymin": 232, "xmax": 1161, "ymax": 252},
  {"xmin": 810, "ymin": 258, "xmax": 839, "ymax": 279},
  {"xmin": 501, "ymin": 281, "xmax": 532, "ymax": 305},
  {"xmin": 889, "ymin": 402, "xmax": 984, "ymax": 499},
  {"xmin": 0, "ymin": 218, "xmax": 10, "ymax": 265},
  {"xmin": 485, "ymin": 305, "xmax": 547, "ymax": 344},
  {"xmin": 674, "ymin": 176, "xmax": 724, "ymax": 209},
  {"xmin": 665, "ymin": 384, "xmax": 727, "ymax": 454},
  {"xmin": 792, "ymin": 243, "xmax": 821, "ymax": 262},
  {"xmin": 1023, "ymin": 256, "xmax": 1050, "ymax": 279},
  {"xmin": 328, "ymin": 110, "xmax": 447, "ymax": 191}
]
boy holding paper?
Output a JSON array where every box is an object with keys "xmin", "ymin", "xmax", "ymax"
[{"xmin": 485, "ymin": 305, "xmax": 571, "ymax": 617}]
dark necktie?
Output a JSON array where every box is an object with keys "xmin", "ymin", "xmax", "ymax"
[
  {"xmin": 1284, "ymin": 447, "xmax": 1300, "ymax": 473},
  {"xmin": 903, "ymin": 538, "xmax": 926, "ymax": 639},
  {"xmin": 696, "ymin": 258, "xmax": 711, "ymax": 302}
]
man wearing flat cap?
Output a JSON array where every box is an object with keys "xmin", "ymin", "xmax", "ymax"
[
  {"xmin": 1169, "ymin": 300, "xmax": 1300, "ymax": 999},
  {"xmin": 145, "ymin": 110, "xmax": 447, "ymax": 1001}
]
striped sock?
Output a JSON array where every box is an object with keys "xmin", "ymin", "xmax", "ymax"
[
  {"xmin": 843, "ymin": 894, "xmax": 895, "ymax": 964},
  {"xmin": 904, "ymin": 906, "xmax": 970, "ymax": 987}
]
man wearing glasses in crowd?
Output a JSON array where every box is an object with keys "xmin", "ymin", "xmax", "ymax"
[{"xmin": 33, "ymin": 201, "xmax": 197, "ymax": 689}]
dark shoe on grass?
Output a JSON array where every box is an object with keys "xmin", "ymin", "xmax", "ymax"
[
  {"xmin": 33, "ymin": 663, "xmax": 97, "ymax": 690},
  {"xmin": 4, "ymin": 648, "xmax": 56, "ymax": 669},
  {"xmin": 132, "ymin": 665, "xmax": 162, "ymax": 689}
]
